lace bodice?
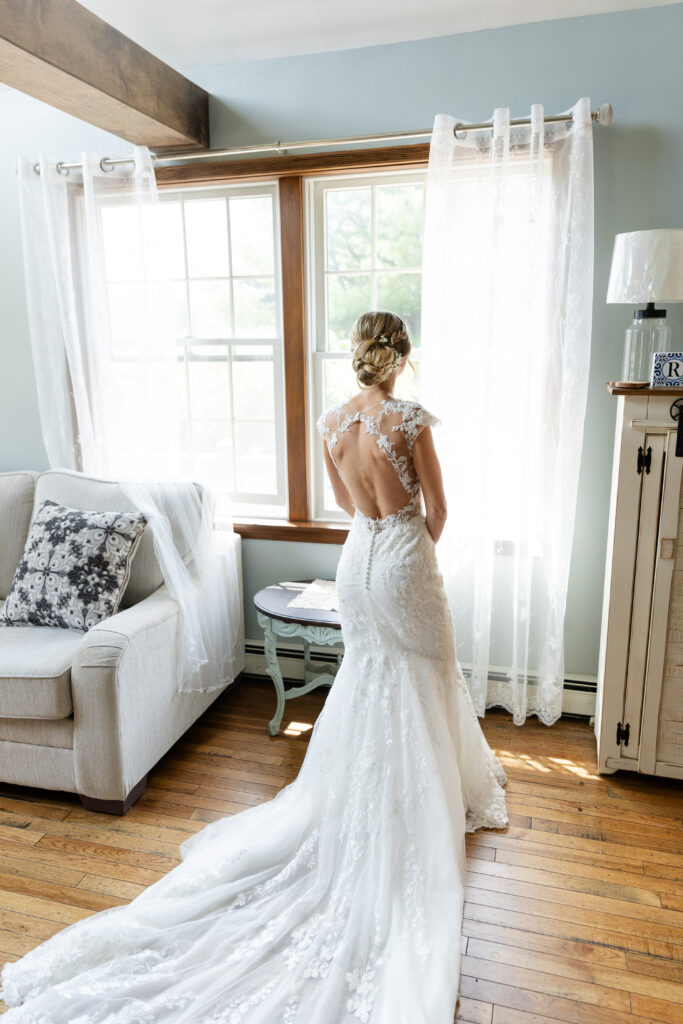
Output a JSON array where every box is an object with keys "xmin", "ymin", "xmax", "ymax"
[{"xmin": 316, "ymin": 398, "xmax": 441, "ymax": 531}]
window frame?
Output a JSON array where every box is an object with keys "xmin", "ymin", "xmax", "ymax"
[
  {"xmin": 166, "ymin": 181, "xmax": 287, "ymax": 517},
  {"xmin": 156, "ymin": 143, "xmax": 430, "ymax": 543}
]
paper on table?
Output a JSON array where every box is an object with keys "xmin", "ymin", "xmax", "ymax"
[{"xmin": 286, "ymin": 578, "xmax": 339, "ymax": 611}]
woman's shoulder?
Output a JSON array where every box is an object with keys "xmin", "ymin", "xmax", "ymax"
[{"xmin": 315, "ymin": 400, "xmax": 345, "ymax": 438}]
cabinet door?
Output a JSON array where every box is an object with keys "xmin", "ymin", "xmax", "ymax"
[
  {"xmin": 640, "ymin": 428, "xmax": 683, "ymax": 774},
  {"xmin": 620, "ymin": 432, "xmax": 667, "ymax": 760},
  {"xmin": 595, "ymin": 398, "xmax": 654, "ymax": 771}
]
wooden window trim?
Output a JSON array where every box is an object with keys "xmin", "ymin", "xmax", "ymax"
[
  {"xmin": 157, "ymin": 143, "xmax": 429, "ymax": 542},
  {"xmin": 232, "ymin": 519, "xmax": 349, "ymax": 544},
  {"xmin": 279, "ymin": 175, "xmax": 309, "ymax": 522},
  {"xmin": 154, "ymin": 143, "xmax": 430, "ymax": 189}
]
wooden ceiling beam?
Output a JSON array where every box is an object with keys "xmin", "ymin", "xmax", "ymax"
[{"xmin": 0, "ymin": 0, "xmax": 209, "ymax": 148}]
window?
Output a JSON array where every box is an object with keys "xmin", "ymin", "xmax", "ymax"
[
  {"xmin": 305, "ymin": 171, "xmax": 427, "ymax": 520},
  {"xmin": 100, "ymin": 183, "xmax": 286, "ymax": 521}
]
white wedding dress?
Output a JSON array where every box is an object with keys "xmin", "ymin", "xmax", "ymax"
[{"xmin": 0, "ymin": 398, "xmax": 508, "ymax": 1024}]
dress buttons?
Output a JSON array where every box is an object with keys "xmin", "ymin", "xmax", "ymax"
[{"xmin": 364, "ymin": 532, "xmax": 376, "ymax": 588}]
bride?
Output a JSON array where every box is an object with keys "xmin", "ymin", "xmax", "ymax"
[{"xmin": 0, "ymin": 310, "xmax": 508, "ymax": 1023}]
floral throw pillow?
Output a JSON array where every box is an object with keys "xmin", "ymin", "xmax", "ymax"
[{"xmin": 0, "ymin": 499, "xmax": 147, "ymax": 631}]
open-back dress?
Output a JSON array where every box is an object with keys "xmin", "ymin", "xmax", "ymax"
[{"xmin": 0, "ymin": 396, "xmax": 508, "ymax": 1024}]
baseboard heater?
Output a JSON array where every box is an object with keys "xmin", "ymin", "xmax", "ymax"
[{"xmin": 244, "ymin": 638, "xmax": 596, "ymax": 719}]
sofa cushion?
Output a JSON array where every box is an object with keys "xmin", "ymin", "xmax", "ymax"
[
  {"xmin": 0, "ymin": 499, "xmax": 147, "ymax": 631},
  {"xmin": 0, "ymin": 472, "xmax": 37, "ymax": 599},
  {"xmin": 0, "ymin": 715, "xmax": 74, "ymax": 749},
  {"xmin": 33, "ymin": 470, "xmax": 203, "ymax": 608},
  {"xmin": 0, "ymin": 600, "xmax": 80, "ymax": 718}
]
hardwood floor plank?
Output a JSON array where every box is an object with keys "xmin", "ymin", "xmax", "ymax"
[
  {"xmin": 627, "ymin": 950, "xmax": 683, "ymax": 983},
  {"xmin": 34, "ymin": 834, "xmax": 179, "ymax": 875},
  {"xmin": 630, "ymin": 992, "xmax": 683, "ymax": 1023},
  {"xmin": 468, "ymin": 824, "xmax": 683, "ymax": 870},
  {"xmin": 468, "ymin": 936, "xmax": 683, "ymax": 1005},
  {"xmin": 491, "ymin": 1007, "xmax": 573, "ymax": 1024},
  {"xmin": 464, "ymin": 899, "xmax": 683, "ymax": 961},
  {"xmin": 76, "ymin": 874, "xmax": 145, "ymax": 901},
  {"xmin": 467, "ymin": 870, "xmax": 683, "ymax": 929},
  {"xmin": 456, "ymin": 994, "xmax": 494, "ymax": 1022},
  {"xmin": 468, "ymin": 854, "xmax": 662, "ymax": 907},
  {"xmin": 461, "ymin": 916, "xmax": 628, "ymax": 968},
  {"xmin": 465, "ymin": 886, "xmax": 683, "ymax": 949}
]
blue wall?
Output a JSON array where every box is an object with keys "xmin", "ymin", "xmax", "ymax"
[{"xmin": 1, "ymin": 3, "xmax": 682, "ymax": 675}]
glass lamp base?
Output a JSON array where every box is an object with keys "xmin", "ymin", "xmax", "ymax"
[{"xmin": 622, "ymin": 317, "xmax": 671, "ymax": 383}]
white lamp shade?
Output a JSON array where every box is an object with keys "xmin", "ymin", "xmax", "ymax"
[{"xmin": 606, "ymin": 229, "xmax": 683, "ymax": 304}]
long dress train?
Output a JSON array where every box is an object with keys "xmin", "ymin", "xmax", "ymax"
[{"xmin": 0, "ymin": 399, "xmax": 508, "ymax": 1023}]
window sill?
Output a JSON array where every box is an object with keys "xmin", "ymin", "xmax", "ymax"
[{"xmin": 231, "ymin": 518, "xmax": 350, "ymax": 544}]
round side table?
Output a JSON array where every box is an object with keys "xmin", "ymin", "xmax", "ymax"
[{"xmin": 253, "ymin": 580, "xmax": 343, "ymax": 736}]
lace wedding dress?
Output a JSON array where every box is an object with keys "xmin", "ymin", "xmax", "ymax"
[{"xmin": 0, "ymin": 398, "xmax": 508, "ymax": 1024}]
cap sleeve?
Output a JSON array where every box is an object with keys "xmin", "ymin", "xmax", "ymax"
[
  {"xmin": 415, "ymin": 404, "xmax": 441, "ymax": 431},
  {"xmin": 409, "ymin": 402, "xmax": 441, "ymax": 445}
]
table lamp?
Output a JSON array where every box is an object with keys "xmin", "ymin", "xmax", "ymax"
[{"xmin": 607, "ymin": 228, "xmax": 683, "ymax": 382}]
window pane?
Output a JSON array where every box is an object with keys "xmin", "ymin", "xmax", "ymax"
[
  {"xmin": 142, "ymin": 202, "xmax": 185, "ymax": 280},
  {"xmin": 107, "ymin": 282, "xmax": 145, "ymax": 338},
  {"xmin": 394, "ymin": 350, "xmax": 420, "ymax": 401},
  {"xmin": 320, "ymin": 357, "xmax": 356, "ymax": 511},
  {"xmin": 326, "ymin": 189, "xmax": 371, "ymax": 271},
  {"xmin": 233, "ymin": 278, "xmax": 277, "ymax": 338},
  {"xmin": 322, "ymin": 356, "xmax": 356, "ymax": 409},
  {"xmin": 149, "ymin": 281, "xmax": 188, "ymax": 340},
  {"xmin": 189, "ymin": 280, "xmax": 231, "ymax": 338},
  {"xmin": 230, "ymin": 196, "xmax": 274, "ymax": 276},
  {"xmin": 235, "ymin": 420, "xmax": 277, "ymax": 493},
  {"xmin": 101, "ymin": 206, "xmax": 143, "ymax": 281},
  {"xmin": 184, "ymin": 199, "xmax": 229, "ymax": 278},
  {"xmin": 189, "ymin": 418, "xmax": 234, "ymax": 488},
  {"xmin": 108, "ymin": 281, "xmax": 188, "ymax": 340},
  {"xmin": 233, "ymin": 355, "xmax": 275, "ymax": 421},
  {"xmin": 102, "ymin": 184, "xmax": 284, "ymax": 510},
  {"xmin": 375, "ymin": 184, "xmax": 424, "ymax": 269},
  {"xmin": 376, "ymin": 272, "xmax": 422, "ymax": 344},
  {"xmin": 187, "ymin": 345, "xmax": 231, "ymax": 419},
  {"xmin": 327, "ymin": 274, "xmax": 371, "ymax": 351}
]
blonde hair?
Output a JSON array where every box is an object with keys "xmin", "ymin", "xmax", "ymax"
[{"xmin": 350, "ymin": 311, "xmax": 413, "ymax": 389}]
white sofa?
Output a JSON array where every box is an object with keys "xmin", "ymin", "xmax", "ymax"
[{"xmin": 0, "ymin": 469, "xmax": 245, "ymax": 814}]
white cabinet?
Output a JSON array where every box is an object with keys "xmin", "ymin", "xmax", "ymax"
[{"xmin": 595, "ymin": 387, "xmax": 683, "ymax": 779}]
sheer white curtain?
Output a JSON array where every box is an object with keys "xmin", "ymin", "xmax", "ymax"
[
  {"xmin": 420, "ymin": 98, "xmax": 594, "ymax": 726},
  {"xmin": 16, "ymin": 148, "xmax": 242, "ymax": 694}
]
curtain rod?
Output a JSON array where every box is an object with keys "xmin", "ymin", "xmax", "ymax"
[{"xmin": 37, "ymin": 103, "xmax": 613, "ymax": 175}]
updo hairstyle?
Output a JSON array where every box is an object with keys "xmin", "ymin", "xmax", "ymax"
[{"xmin": 350, "ymin": 311, "xmax": 413, "ymax": 389}]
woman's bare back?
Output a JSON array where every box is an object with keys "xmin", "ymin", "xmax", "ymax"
[{"xmin": 316, "ymin": 396, "xmax": 441, "ymax": 522}]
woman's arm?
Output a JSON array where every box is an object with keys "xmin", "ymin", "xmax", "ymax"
[
  {"xmin": 322, "ymin": 443, "xmax": 355, "ymax": 518},
  {"xmin": 412, "ymin": 426, "xmax": 447, "ymax": 542}
]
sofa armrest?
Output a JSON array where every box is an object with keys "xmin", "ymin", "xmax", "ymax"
[
  {"xmin": 71, "ymin": 529, "xmax": 245, "ymax": 803},
  {"xmin": 71, "ymin": 584, "xmax": 185, "ymax": 801}
]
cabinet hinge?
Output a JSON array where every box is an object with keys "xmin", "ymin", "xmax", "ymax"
[
  {"xmin": 616, "ymin": 721, "xmax": 630, "ymax": 746},
  {"xmin": 637, "ymin": 445, "xmax": 652, "ymax": 475}
]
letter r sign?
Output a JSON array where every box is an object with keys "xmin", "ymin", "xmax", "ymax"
[{"xmin": 652, "ymin": 352, "xmax": 683, "ymax": 387}]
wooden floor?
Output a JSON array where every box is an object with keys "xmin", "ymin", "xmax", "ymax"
[{"xmin": 0, "ymin": 677, "xmax": 682, "ymax": 1023}]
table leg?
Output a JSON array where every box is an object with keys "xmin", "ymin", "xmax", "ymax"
[
  {"xmin": 302, "ymin": 637, "xmax": 312, "ymax": 686},
  {"xmin": 262, "ymin": 618, "xmax": 286, "ymax": 736}
]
